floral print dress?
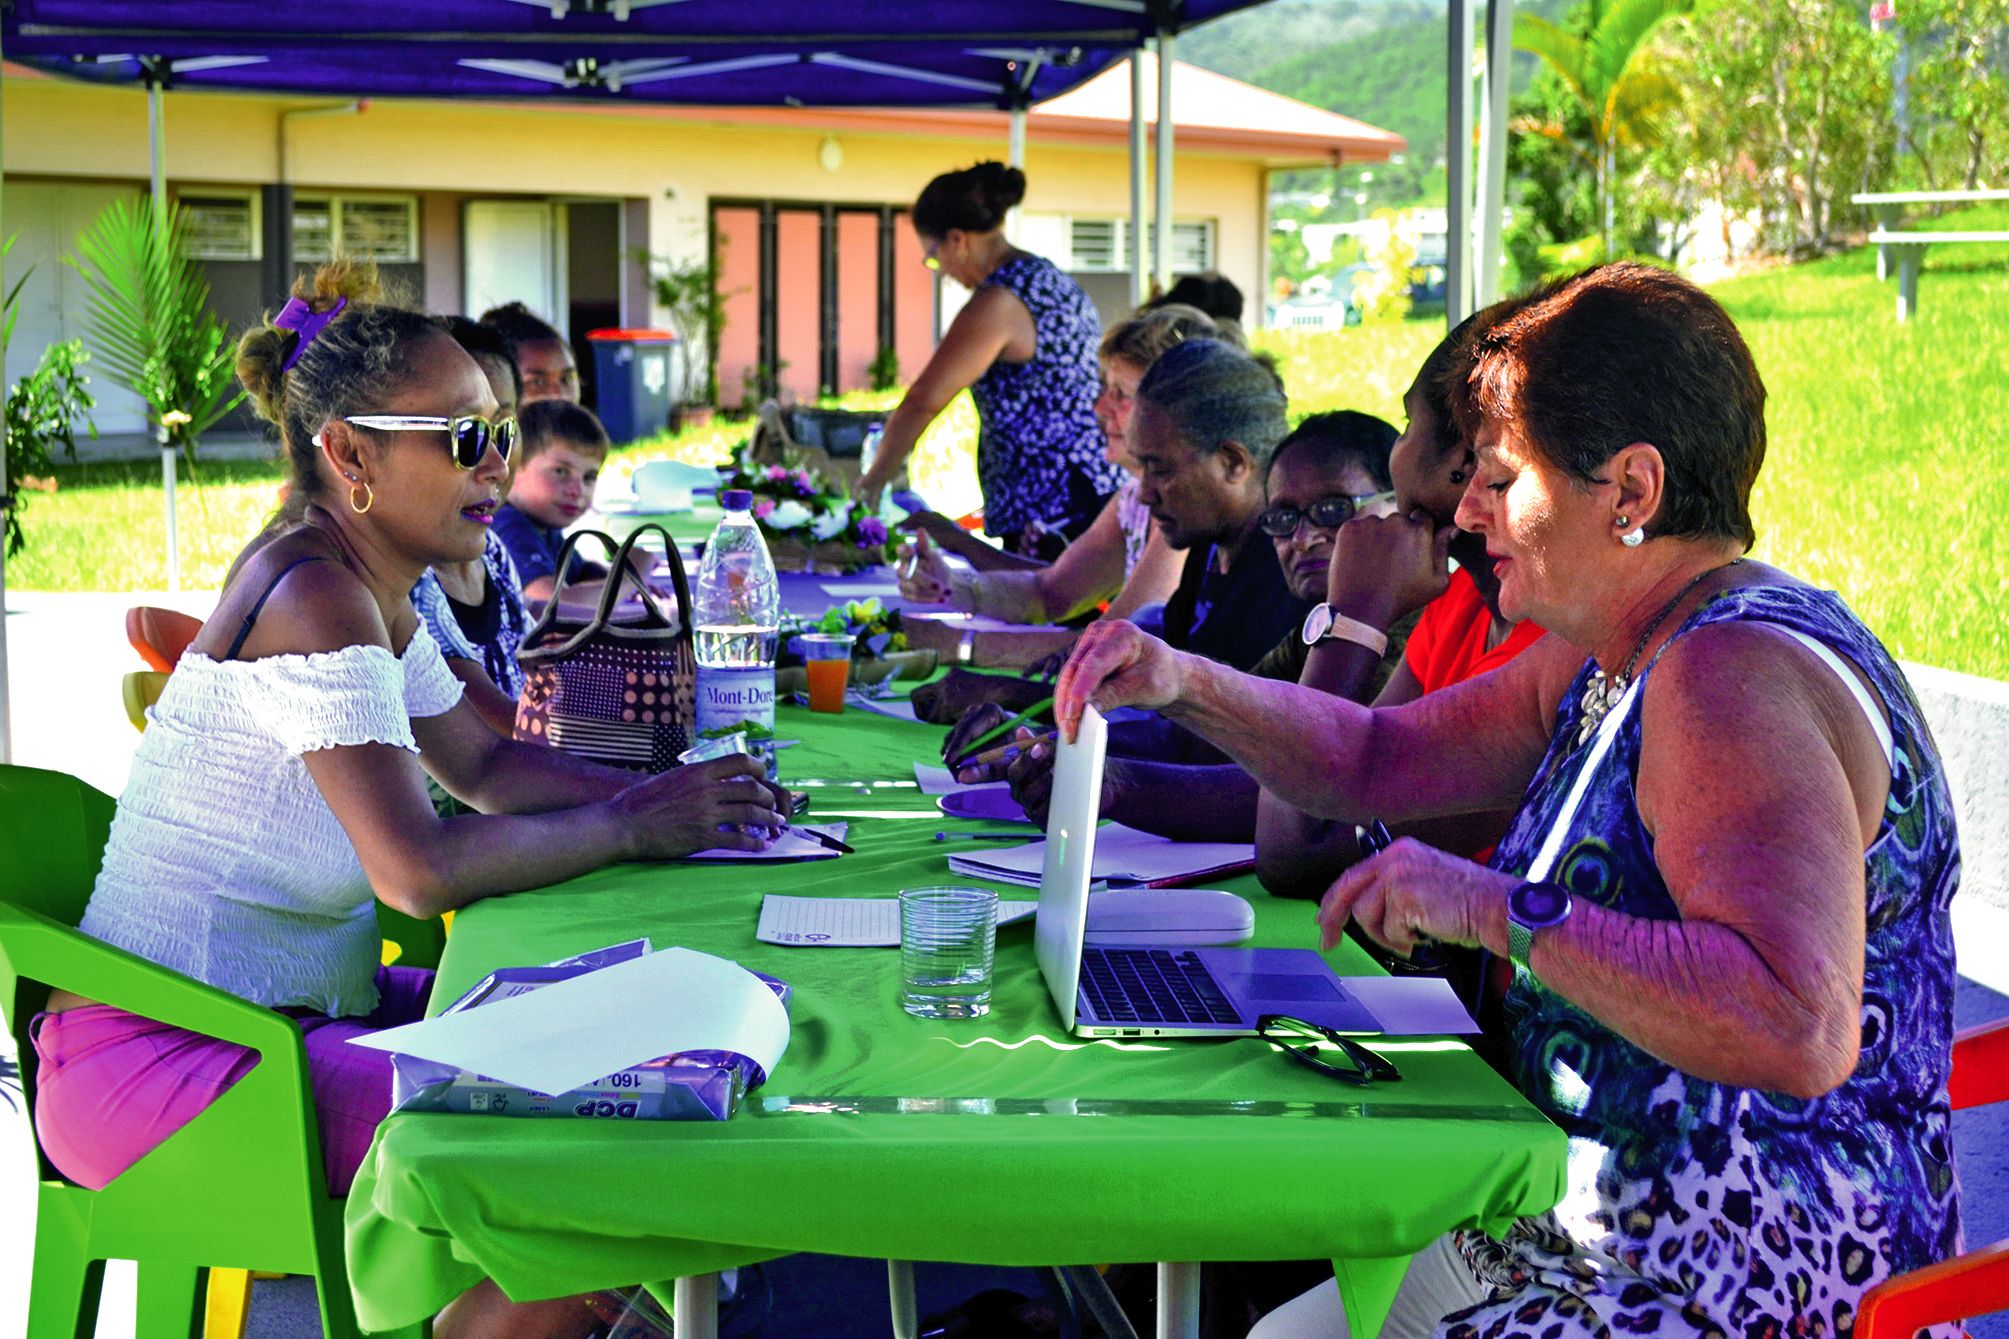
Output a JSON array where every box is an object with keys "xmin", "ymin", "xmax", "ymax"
[
  {"xmin": 1449, "ymin": 585, "xmax": 1961, "ymax": 1339},
  {"xmin": 969, "ymin": 253, "xmax": 1123, "ymax": 543}
]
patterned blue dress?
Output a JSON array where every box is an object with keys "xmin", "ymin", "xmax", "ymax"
[
  {"xmin": 1450, "ymin": 584, "xmax": 1962, "ymax": 1339},
  {"xmin": 411, "ymin": 530, "xmax": 529, "ymax": 700},
  {"xmin": 969, "ymin": 253, "xmax": 1123, "ymax": 542}
]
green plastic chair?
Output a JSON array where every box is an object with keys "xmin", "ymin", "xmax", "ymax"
[{"xmin": 0, "ymin": 765, "xmax": 424, "ymax": 1339}]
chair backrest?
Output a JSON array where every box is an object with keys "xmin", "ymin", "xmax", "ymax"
[
  {"xmin": 126, "ymin": 605, "xmax": 205, "ymax": 673},
  {"xmin": 123, "ymin": 670, "xmax": 170, "ymax": 732},
  {"xmin": 0, "ymin": 765, "xmax": 116, "ymax": 930},
  {"xmin": 1950, "ymin": 1018, "xmax": 2009, "ymax": 1111}
]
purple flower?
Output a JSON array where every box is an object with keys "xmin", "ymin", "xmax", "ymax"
[
  {"xmin": 857, "ymin": 517, "xmax": 889, "ymax": 547},
  {"xmin": 795, "ymin": 480, "xmax": 816, "ymax": 497},
  {"xmin": 753, "ymin": 498, "xmax": 776, "ymax": 519}
]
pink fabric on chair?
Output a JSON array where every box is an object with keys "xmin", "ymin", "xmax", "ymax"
[{"xmin": 31, "ymin": 965, "xmax": 433, "ymax": 1196}]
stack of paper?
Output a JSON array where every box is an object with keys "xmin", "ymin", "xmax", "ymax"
[
  {"xmin": 690, "ymin": 823, "xmax": 848, "ymax": 861},
  {"xmin": 946, "ymin": 822, "xmax": 1254, "ymax": 889}
]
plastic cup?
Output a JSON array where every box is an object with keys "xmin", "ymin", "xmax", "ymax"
[
  {"xmin": 800, "ymin": 632, "xmax": 856, "ymax": 714},
  {"xmin": 899, "ymin": 886, "xmax": 998, "ymax": 1020}
]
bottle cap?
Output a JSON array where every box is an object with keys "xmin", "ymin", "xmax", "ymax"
[{"xmin": 721, "ymin": 489, "xmax": 754, "ymax": 512}]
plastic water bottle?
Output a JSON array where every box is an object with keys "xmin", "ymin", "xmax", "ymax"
[{"xmin": 693, "ymin": 488, "xmax": 780, "ymax": 776}]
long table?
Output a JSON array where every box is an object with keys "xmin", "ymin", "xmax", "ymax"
[{"xmin": 344, "ymin": 702, "xmax": 1564, "ymax": 1338}]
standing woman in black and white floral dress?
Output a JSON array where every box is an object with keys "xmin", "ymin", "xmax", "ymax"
[{"xmin": 856, "ymin": 161, "xmax": 1123, "ymax": 561}]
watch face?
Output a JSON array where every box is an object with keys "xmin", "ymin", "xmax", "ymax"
[
  {"xmin": 1510, "ymin": 881, "xmax": 1571, "ymax": 929},
  {"xmin": 1301, "ymin": 603, "xmax": 1334, "ymax": 646}
]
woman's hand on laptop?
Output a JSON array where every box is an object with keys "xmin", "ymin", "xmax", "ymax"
[{"xmin": 1054, "ymin": 620, "xmax": 1187, "ymax": 741}]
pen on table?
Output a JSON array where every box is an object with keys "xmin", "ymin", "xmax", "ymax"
[
  {"xmin": 950, "ymin": 695, "xmax": 1056, "ymax": 768},
  {"xmin": 934, "ymin": 831, "xmax": 1031, "ymax": 842},
  {"xmin": 789, "ymin": 824, "xmax": 855, "ymax": 854}
]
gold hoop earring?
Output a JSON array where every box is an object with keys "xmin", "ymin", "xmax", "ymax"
[{"xmin": 349, "ymin": 480, "xmax": 374, "ymax": 515}]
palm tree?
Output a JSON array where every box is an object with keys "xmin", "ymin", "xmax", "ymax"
[{"xmin": 1514, "ymin": 0, "xmax": 1693, "ymax": 255}]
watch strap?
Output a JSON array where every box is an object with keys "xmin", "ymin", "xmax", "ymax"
[
  {"xmin": 1508, "ymin": 917, "xmax": 1535, "ymax": 970},
  {"xmin": 1312, "ymin": 608, "xmax": 1389, "ymax": 657}
]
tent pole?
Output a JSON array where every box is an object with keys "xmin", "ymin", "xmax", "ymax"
[
  {"xmin": 1129, "ymin": 52, "xmax": 1147, "ymax": 308},
  {"xmin": 1476, "ymin": 0, "xmax": 1513, "ymax": 305},
  {"xmin": 1006, "ymin": 104, "xmax": 1026, "ymax": 244},
  {"xmin": 1153, "ymin": 33, "xmax": 1174, "ymax": 300},
  {"xmin": 1444, "ymin": 0, "xmax": 1475, "ymax": 326},
  {"xmin": 0, "ymin": 24, "xmax": 13, "ymax": 765},
  {"xmin": 149, "ymin": 72, "xmax": 179, "ymax": 593}
]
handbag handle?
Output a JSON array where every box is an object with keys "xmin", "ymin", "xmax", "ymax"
[{"xmin": 521, "ymin": 525, "xmax": 693, "ymax": 651}]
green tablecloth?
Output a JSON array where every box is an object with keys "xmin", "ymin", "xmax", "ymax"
[{"xmin": 344, "ymin": 704, "xmax": 1565, "ymax": 1333}]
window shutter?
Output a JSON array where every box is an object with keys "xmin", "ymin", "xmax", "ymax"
[{"xmin": 181, "ymin": 192, "xmax": 260, "ymax": 261}]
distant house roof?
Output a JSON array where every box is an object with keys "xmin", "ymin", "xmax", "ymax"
[{"xmin": 1030, "ymin": 52, "xmax": 1404, "ymax": 164}]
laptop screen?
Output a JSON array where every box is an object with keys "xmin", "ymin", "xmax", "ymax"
[{"xmin": 1032, "ymin": 704, "xmax": 1108, "ymax": 1030}]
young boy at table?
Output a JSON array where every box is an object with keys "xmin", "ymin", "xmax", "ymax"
[{"xmin": 493, "ymin": 398, "xmax": 611, "ymax": 602}]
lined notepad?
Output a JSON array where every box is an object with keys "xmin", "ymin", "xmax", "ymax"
[{"xmin": 757, "ymin": 895, "xmax": 1038, "ymax": 946}]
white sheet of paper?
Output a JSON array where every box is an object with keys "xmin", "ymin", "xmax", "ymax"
[
  {"xmin": 902, "ymin": 610, "xmax": 1025, "ymax": 633},
  {"xmin": 347, "ymin": 947, "xmax": 790, "ymax": 1095},
  {"xmin": 946, "ymin": 822, "xmax": 1254, "ymax": 888},
  {"xmin": 757, "ymin": 894, "xmax": 1037, "ymax": 947},
  {"xmin": 848, "ymin": 694, "xmax": 921, "ymax": 723},
  {"xmin": 1342, "ymin": 976, "xmax": 1482, "ymax": 1035},
  {"xmin": 690, "ymin": 823, "xmax": 848, "ymax": 861},
  {"xmin": 820, "ymin": 580, "xmax": 903, "ymax": 598},
  {"xmin": 914, "ymin": 762, "xmax": 1009, "ymax": 796}
]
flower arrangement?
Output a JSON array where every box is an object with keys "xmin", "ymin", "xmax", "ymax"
[
  {"xmin": 777, "ymin": 598, "xmax": 907, "ymax": 668},
  {"xmin": 719, "ymin": 447, "xmax": 896, "ymax": 570}
]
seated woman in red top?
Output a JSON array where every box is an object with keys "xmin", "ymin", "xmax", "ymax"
[{"xmin": 1255, "ymin": 298, "xmax": 1545, "ymax": 900}]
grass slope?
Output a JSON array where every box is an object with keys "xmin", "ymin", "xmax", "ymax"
[{"xmin": 11, "ymin": 218, "xmax": 2005, "ymax": 678}]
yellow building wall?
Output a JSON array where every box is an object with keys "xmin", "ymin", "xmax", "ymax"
[{"xmin": 2, "ymin": 73, "xmax": 1268, "ymax": 321}]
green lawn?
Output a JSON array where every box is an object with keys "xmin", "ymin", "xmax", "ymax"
[{"xmin": 12, "ymin": 211, "xmax": 2007, "ymax": 678}]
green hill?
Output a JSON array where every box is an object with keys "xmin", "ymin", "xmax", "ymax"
[{"xmin": 1181, "ymin": 0, "xmax": 1569, "ymax": 197}]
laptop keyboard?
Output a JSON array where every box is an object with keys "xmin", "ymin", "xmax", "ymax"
[{"xmin": 1079, "ymin": 948, "xmax": 1242, "ymax": 1026}]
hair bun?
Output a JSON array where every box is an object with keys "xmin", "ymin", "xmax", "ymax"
[
  {"xmin": 234, "ymin": 259, "xmax": 385, "ymax": 423},
  {"xmin": 974, "ymin": 161, "xmax": 1027, "ymax": 213}
]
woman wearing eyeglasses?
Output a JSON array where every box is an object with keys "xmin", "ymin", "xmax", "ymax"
[
  {"xmin": 1057, "ymin": 264, "xmax": 1961, "ymax": 1339},
  {"xmin": 31, "ymin": 262, "xmax": 788, "ymax": 1339},
  {"xmin": 855, "ymin": 161, "xmax": 1122, "ymax": 559}
]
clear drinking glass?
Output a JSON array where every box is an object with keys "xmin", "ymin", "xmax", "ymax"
[{"xmin": 899, "ymin": 886, "xmax": 999, "ymax": 1019}]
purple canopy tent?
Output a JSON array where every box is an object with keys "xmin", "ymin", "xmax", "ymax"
[{"xmin": 0, "ymin": 1, "xmax": 1288, "ymax": 777}]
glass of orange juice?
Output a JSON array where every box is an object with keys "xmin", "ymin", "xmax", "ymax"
[{"xmin": 800, "ymin": 632, "xmax": 856, "ymax": 713}]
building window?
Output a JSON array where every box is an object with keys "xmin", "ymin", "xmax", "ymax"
[
  {"xmin": 1170, "ymin": 220, "xmax": 1214, "ymax": 274},
  {"xmin": 180, "ymin": 190, "xmax": 262, "ymax": 261},
  {"xmin": 1063, "ymin": 217, "xmax": 1215, "ymax": 274},
  {"xmin": 294, "ymin": 194, "xmax": 420, "ymax": 263}
]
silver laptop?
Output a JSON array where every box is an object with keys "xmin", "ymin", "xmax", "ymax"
[{"xmin": 1033, "ymin": 705, "xmax": 1382, "ymax": 1039}]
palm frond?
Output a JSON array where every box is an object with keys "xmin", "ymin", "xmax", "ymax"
[
  {"xmin": 1513, "ymin": 13, "xmax": 1590, "ymax": 111},
  {"xmin": 1585, "ymin": 0, "xmax": 1694, "ymax": 104},
  {"xmin": 65, "ymin": 196, "xmax": 245, "ymax": 458}
]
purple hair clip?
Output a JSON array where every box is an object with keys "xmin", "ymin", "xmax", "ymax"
[{"xmin": 274, "ymin": 294, "xmax": 347, "ymax": 372}]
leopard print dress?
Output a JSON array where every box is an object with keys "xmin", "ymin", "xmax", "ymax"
[{"xmin": 1448, "ymin": 585, "xmax": 1962, "ymax": 1339}]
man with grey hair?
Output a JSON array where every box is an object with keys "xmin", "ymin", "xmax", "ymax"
[{"xmin": 1138, "ymin": 338, "xmax": 1309, "ymax": 670}]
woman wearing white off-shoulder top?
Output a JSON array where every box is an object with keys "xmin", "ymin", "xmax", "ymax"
[{"xmin": 32, "ymin": 261, "xmax": 786, "ymax": 1339}]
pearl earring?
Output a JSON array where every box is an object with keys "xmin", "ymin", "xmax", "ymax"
[{"xmin": 1621, "ymin": 528, "xmax": 1645, "ymax": 548}]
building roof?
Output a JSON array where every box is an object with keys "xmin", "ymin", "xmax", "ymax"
[
  {"xmin": 1032, "ymin": 52, "xmax": 1404, "ymax": 163},
  {"xmin": 603, "ymin": 54, "xmax": 1404, "ymax": 167}
]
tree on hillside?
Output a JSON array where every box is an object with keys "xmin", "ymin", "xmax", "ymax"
[
  {"xmin": 1513, "ymin": 0, "xmax": 1692, "ymax": 255},
  {"xmin": 1663, "ymin": 0, "xmax": 1892, "ymax": 255},
  {"xmin": 1895, "ymin": 0, "xmax": 2009, "ymax": 191}
]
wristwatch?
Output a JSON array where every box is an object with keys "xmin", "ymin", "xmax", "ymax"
[
  {"xmin": 1300, "ymin": 603, "xmax": 1389, "ymax": 657},
  {"xmin": 1506, "ymin": 880, "xmax": 1572, "ymax": 972}
]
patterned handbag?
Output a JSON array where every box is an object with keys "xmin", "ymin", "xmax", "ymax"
[{"xmin": 514, "ymin": 524, "xmax": 697, "ymax": 773}]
